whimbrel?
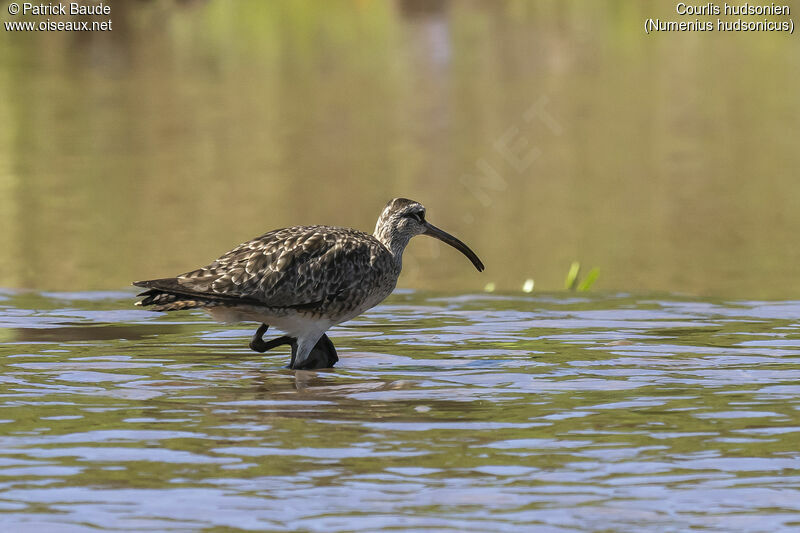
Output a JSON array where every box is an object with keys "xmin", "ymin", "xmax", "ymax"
[{"xmin": 134, "ymin": 198, "xmax": 484, "ymax": 370}]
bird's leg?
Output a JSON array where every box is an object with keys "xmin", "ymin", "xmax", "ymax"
[
  {"xmin": 250, "ymin": 324, "xmax": 293, "ymax": 354},
  {"xmin": 294, "ymin": 334, "xmax": 338, "ymax": 370},
  {"xmin": 261, "ymin": 335, "xmax": 294, "ymax": 351},
  {"xmin": 288, "ymin": 338, "xmax": 299, "ymax": 369},
  {"xmin": 249, "ymin": 324, "xmax": 270, "ymax": 352},
  {"xmin": 251, "ymin": 327, "xmax": 337, "ymax": 369}
]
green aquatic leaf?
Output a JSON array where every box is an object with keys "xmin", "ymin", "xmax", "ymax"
[
  {"xmin": 565, "ymin": 261, "xmax": 581, "ymax": 290},
  {"xmin": 577, "ymin": 267, "xmax": 600, "ymax": 291}
]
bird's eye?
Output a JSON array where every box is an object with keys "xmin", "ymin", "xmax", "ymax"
[{"xmin": 406, "ymin": 211, "xmax": 425, "ymax": 223}]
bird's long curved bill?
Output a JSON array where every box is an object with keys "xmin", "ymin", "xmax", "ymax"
[{"xmin": 423, "ymin": 222, "xmax": 485, "ymax": 272}]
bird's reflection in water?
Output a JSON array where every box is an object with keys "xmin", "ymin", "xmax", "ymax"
[{"xmin": 248, "ymin": 365, "xmax": 414, "ymax": 396}]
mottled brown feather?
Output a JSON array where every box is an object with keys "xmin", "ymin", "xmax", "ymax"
[{"xmin": 135, "ymin": 225, "xmax": 398, "ymax": 318}]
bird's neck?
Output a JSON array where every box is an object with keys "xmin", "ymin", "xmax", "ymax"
[{"xmin": 374, "ymin": 226, "xmax": 411, "ymax": 271}]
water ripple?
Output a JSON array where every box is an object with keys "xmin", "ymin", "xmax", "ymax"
[{"xmin": 1, "ymin": 291, "xmax": 800, "ymax": 531}]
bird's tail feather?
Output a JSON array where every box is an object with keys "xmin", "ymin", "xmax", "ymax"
[
  {"xmin": 133, "ymin": 277, "xmax": 262, "ymax": 312},
  {"xmin": 135, "ymin": 289, "xmax": 218, "ymax": 312},
  {"xmin": 134, "ymin": 278, "xmax": 230, "ymax": 312}
]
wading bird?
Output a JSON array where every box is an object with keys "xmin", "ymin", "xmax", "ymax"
[{"xmin": 134, "ymin": 198, "xmax": 484, "ymax": 369}]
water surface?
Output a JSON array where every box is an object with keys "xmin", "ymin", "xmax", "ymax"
[{"xmin": 2, "ymin": 291, "xmax": 800, "ymax": 531}]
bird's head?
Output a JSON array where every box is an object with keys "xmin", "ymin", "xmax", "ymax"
[{"xmin": 374, "ymin": 198, "xmax": 484, "ymax": 272}]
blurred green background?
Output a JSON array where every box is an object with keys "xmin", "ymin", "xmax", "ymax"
[{"xmin": 0, "ymin": 0, "xmax": 798, "ymax": 297}]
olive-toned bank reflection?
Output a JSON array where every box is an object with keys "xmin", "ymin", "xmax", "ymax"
[{"xmin": 1, "ymin": 0, "xmax": 798, "ymax": 297}]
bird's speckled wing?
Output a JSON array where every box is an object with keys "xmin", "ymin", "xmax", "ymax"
[{"xmin": 172, "ymin": 225, "xmax": 396, "ymax": 312}]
